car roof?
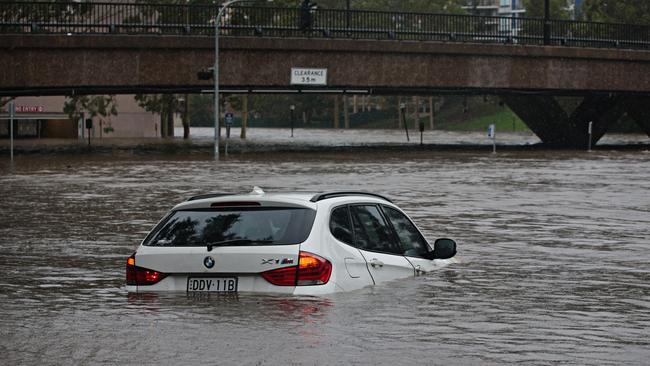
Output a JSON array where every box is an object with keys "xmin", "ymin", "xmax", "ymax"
[{"xmin": 173, "ymin": 187, "xmax": 392, "ymax": 211}]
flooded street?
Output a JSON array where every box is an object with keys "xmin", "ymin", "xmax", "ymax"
[{"xmin": 1, "ymin": 148, "xmax": 649, "ymax": 365}]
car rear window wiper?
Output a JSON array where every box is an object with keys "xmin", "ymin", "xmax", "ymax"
[{"xmin": 206, "ymin": 239, "xmax": 275, "ymax": 251}]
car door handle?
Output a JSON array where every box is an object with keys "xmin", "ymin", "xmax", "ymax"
[{"xmin": 369, "ymin": 259, "xmax": 384, "ymax": 268}]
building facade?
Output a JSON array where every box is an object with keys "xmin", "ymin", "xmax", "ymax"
[
  {"xmin": 1, "ymin": 95, "xmax": 160, "ymax": 139},
  {"xmin": 463, "ymin": 0, "xmax": 526, "ymax": 38}
]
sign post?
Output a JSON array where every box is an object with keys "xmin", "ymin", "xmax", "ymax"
[
  {"xmin": 224, "ymin": 112, "xmax": 234, "ymax": 157},
  {"xmin": 419, "ymin": 121, "xmax": 425, "ymax": 146},
  {"xmin": 488, "ymin": 124, "xmax": 496, "ymax": 153},
  {"xmin": 587, "ymin": 121, "xmax": 594, "ymax": 151},
  {"xmin": 86, "ymin": 118, "xmax": 93, "ymax": 147},
  {"xmin": 9, "ymin": 100, "xmax": 14, "ymax": 162}
]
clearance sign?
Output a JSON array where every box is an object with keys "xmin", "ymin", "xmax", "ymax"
[{"xmin": 290, "ymin": 68, "xmax": 327, "ymax": 86}]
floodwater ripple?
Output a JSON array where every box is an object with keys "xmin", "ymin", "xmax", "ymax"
[{"xmin": 0, "ymin": 150, "xmax": 649, "ymax": 365}]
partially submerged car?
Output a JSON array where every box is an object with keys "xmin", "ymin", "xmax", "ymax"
[{"xmin": 126, "ymin": 187, "xmax": 457, "ymax": 295}]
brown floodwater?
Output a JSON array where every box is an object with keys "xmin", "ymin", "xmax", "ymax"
[{"xmin": 1, "ymin": 148, "xmax": 649, "ymax": 365}]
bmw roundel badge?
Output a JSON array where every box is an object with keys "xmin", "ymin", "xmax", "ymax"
[{"xmin": 203, "ymin": 256, "xmax": 215, "ymax": 269}]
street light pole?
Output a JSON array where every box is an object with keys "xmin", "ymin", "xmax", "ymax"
[{"xmin": 214, "ymin": 0, "xmax": 273, "ymax": 160}]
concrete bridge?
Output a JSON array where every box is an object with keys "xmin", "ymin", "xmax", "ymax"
[{"xmin": 2, "ymin": 3, "xmax": 650, "ymax": 147}]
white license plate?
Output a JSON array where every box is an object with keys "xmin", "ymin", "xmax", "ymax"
[{"xmin": 187, "ymin": 277, "xmax": 238, "ymax": 293}]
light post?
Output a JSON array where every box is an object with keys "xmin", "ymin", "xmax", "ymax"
[{"xmin": 214, "ymin": 0, "xmax": 273, "ymax": 160}]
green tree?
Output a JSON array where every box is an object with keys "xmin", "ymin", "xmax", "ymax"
[
  {"xmin": 522, "ymin": 0, "xmax": 571, "ymax": 19},
  {"xmin": 581, "ymin": 0, "xmax": 650, "ymax": 25},
  {"xmin": 347, "ymin": 0, "xmax": 465, "ymax": 13},
  {"xmin": 134, "ymin": 94, "xmax": 182, "ymax": 137},
  {"xmin": 1, "ymin": 0, "xmax": 95, "ymax": 33},
  {"xmin": 189, "ymin": 94, "xmax": 213, "ymax": 127},
  {"xmin": 63, "ymin": 95, "xmax": 118, "ymax": 130}
]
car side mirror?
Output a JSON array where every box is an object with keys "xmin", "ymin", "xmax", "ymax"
[{"xmin": 432, "ymin": 238, "xmax": 456, "ymax": 259}]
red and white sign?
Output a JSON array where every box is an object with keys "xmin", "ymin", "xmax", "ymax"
[{"xmin": 15, "ymin": 106, "xmax": 44, "ymax": 113}]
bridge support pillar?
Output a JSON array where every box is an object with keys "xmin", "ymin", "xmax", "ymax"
[
  {"xmin": 624, "ymin": 97, "xmax": 650, "ymax": 138},
  {"xmin": 503, "ymin": 95, "xmax": 625, "ymax": 148}
]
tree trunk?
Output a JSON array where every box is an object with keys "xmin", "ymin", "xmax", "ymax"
[
  {"xmin": 240, "ymin": 94, "xmax": 248, "ymax": 139},
  {"xmin": 160, "ymin": 111, "xmax": 167, "ymax": 138},
  {"xmin": 182, "ymin": 94, "xmax": 190, "ymax": 139},
  {"xmin": 167, "ymin": 104, "xmax": 174, "ymax": 137}
]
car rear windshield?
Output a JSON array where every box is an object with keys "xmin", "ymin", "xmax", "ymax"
[{"xmin": 144, "ymin": 207, "xmax": 317, "ymax": 247}]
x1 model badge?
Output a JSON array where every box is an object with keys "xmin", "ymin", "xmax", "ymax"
[{"xmin": 204, "ymin": 256, "xmax": 215, "ymax": 269}]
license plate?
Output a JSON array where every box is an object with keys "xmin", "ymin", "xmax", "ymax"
[{"xmin": 187, "ymin": 277, "xmax": 238, "ymax": 293}]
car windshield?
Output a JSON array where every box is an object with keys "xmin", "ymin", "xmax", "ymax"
[{"xmin": 145, "ymin": 207, "xmax": 316, "ymax": 247}]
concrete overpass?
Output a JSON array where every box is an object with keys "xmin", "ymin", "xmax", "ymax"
[
  {"xmin": 3, "ymin": 34, "xmax": 650, "ymax": 96},
  {"xmin": 2, "ymin": 34, "xmax": 650, "ymax": 146}
]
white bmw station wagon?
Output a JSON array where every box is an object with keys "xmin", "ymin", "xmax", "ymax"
[{"xmin": 126, "ymin": 187, "xmax": 457, "ymax": 295}]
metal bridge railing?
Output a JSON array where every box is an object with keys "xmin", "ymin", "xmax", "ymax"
[{"xmin": 1, "ymin": 1, "xmax": 649, "ymax": 50}]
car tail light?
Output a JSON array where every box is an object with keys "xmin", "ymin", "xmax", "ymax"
[
  {"xmin": 297, "ymin": 251, "xmax": 332, "ymax": 286},
  {"xmin": 126, "ymin": 253, "xmax": 167, "ymax": 286},
  {"xmin": 261, "ymin": 251, "xmax": 332, "ymax": 287},
  {"xmin": 261, "ymin": 265, "xmax": 297, "ymax": 286}
]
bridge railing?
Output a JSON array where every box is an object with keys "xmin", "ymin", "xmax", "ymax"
[{"xmin": 1, "ymin": 1, "xmax": 649, "ymax": 50}]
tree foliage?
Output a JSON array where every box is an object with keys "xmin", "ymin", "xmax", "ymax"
[
  {"xmin": 1, "ymin": 0, "xmax": 94, "ymax": 23},
  {"xmin": 135, "ymin": 94, "xmax": 182, "ymax": 137},
  {"xmin": 522, "ymin": 0, "xmax": 571, "ymax": 19},
  {"xmin": 581, "ymin": 0, "xmax": 650, "ymax": 25},
  {"xmin": 63, "ymin": 95, "xmax": 118, "ymax": 123}
]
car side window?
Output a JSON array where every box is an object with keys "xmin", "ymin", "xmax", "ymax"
[
  {"xmin": 329, "ymin": 206, "xmax": 353, "ymax": 245},
  {"xmin": 350, "ymin": 205, "xmax": 402, "ymax": 255},
  {"xmin": 382, "ymin": 205, "xmax": 430, "ymax": 258}
]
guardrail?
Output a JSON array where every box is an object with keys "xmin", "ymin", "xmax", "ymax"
[{"xmin": 1, "ymin": 1, "xmax": 649, "ymax": 50}]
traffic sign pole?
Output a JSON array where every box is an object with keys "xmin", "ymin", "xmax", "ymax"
[{"xmin": 488, "ymin": 124, "xmax": 496, "ymax": 153}]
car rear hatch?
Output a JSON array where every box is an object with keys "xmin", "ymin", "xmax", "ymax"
[{"xmin": 130, "ymin": 200, "xmax": 317, "ymax": 294}]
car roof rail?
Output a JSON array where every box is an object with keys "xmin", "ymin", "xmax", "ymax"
[
  {"xmin": 310, "ymin": 191, "xmax": 392, "ymax": 203},
  {"xmin": 186, "ymin": 192, "xmax": 235, "ymax": 202}
]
